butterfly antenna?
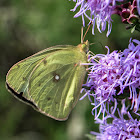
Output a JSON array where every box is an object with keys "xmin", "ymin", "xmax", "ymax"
[
  {"xmin": 81, "ymin": 27, "xmax": 84, "ymax": 43},
  {"xmin": 89, "ymin": 43, "xmax": 95, "ymax": 46},
  {"xmin": 82, "ymin": 22, "xmax": 92, "ymax": 43}
]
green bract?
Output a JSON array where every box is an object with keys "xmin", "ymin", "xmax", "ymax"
[{"xmin": 6, "ymin": 41, "xmax": 89, "ymax": 121}]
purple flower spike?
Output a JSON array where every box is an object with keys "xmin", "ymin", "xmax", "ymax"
[
  {"xmin": 121, "ymin": 39, "xmax": 140, "ymax": 112},
  {"xmin": 81, "ymin": 39, "xmax": 140, "ymax": 120},
  {"xmin": 81, "ymin": 46, "xmax": 123, "ymax": 119},
  {"xmin": 71, "ymin": 0, "xmax": 123, "ymax": 36},
  {"xmin": 91, "ymin": 117, "xmax": 140, "ymax": 140}
]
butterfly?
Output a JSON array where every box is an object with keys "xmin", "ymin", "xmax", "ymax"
[{"xmin": 6, "ymin": 39, "xmax": 89, "ymax": 121}]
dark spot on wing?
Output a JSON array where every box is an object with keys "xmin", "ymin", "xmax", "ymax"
[
  {"xmin": 47, "ymin": 97, "xmax": 51, "ymax": 100},
  {"xmin": 38, "ymin": 82, "xmax": 41, "ymax": 86},
  {"xmin": 43, "ymin": 59, "xmax": 47, "ymax": 65},
  {"xmin": 23, "ymin": 77, "xmax": 26, "ymax": 81},
  {"xmin": 17, "ymin": 64, "xmax": 20, "ymax": 68}
]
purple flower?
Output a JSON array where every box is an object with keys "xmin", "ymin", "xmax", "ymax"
[
  {"xmin": 81, "ymin": 46, "xmax": 123, "ymax": 119},
  {"xmin": 81, "ymin": 39, "xmax": 140, "ymax": 120},
  {"xmin": 137, "ymin": 0, "xmax": 140, "ymax": 15},
  {"xmin": 121, "ymin": 39, "xmax": 140, "ymax": 113},
  {"xmin": 70, "ymin": 0, "xmax": 123, "ymax": 36},
  {"xmin": 91, "ymin": 115, "xmax": 140, "ymax": 140}
]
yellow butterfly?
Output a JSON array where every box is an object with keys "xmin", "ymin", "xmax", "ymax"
[{"xmin": 6, "ymin": 29, "xmax": 89, "ymax": 121}]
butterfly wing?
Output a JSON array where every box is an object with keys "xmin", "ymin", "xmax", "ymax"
[
  {"xmin": 28, "ymin": 46, "xmax": 87, "ymax": 120},
  {"xmin": 6, "ymin": 43, "xmax": 88, "ymax": 120},
  {"xmin": 6, "ymin": 45, "xmax": 74, "ymax": 107}
]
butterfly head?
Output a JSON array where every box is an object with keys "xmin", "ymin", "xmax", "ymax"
[{"xmin": 78, "ymin": 40, "xmax": 89, "ymax": 53}]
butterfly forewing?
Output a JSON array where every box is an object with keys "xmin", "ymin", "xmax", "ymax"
[
  {"xmin": 6, "ymin": 45, "xmax": 74, "ymax": 102},
  {"xmin": 28, "ymin": 46, "xmax": 87, "ymax": 120}
]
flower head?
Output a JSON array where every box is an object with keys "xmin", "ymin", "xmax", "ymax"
[
  {"xmin": 91, "ymin": 116, "xmax": 140, "ymax": 140},
  {"xmin": 81, "ymin": 39, "xmax": 140, "ymax": 120},
  {"xmin": 81, "ymin": 46, "xmax": 123, "ymax": 119},
  {"xmin": 121, "ymin": 39, "xmax": 140, "ymax": 112},
  {"xmin": 71, "ymin": 0, "xmax": 124, "ymax": 36}
]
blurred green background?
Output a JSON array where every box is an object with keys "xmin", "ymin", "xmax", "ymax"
[{"xmin": 0, "ymin": 0, "xmax": 139, "ymax": 140}]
